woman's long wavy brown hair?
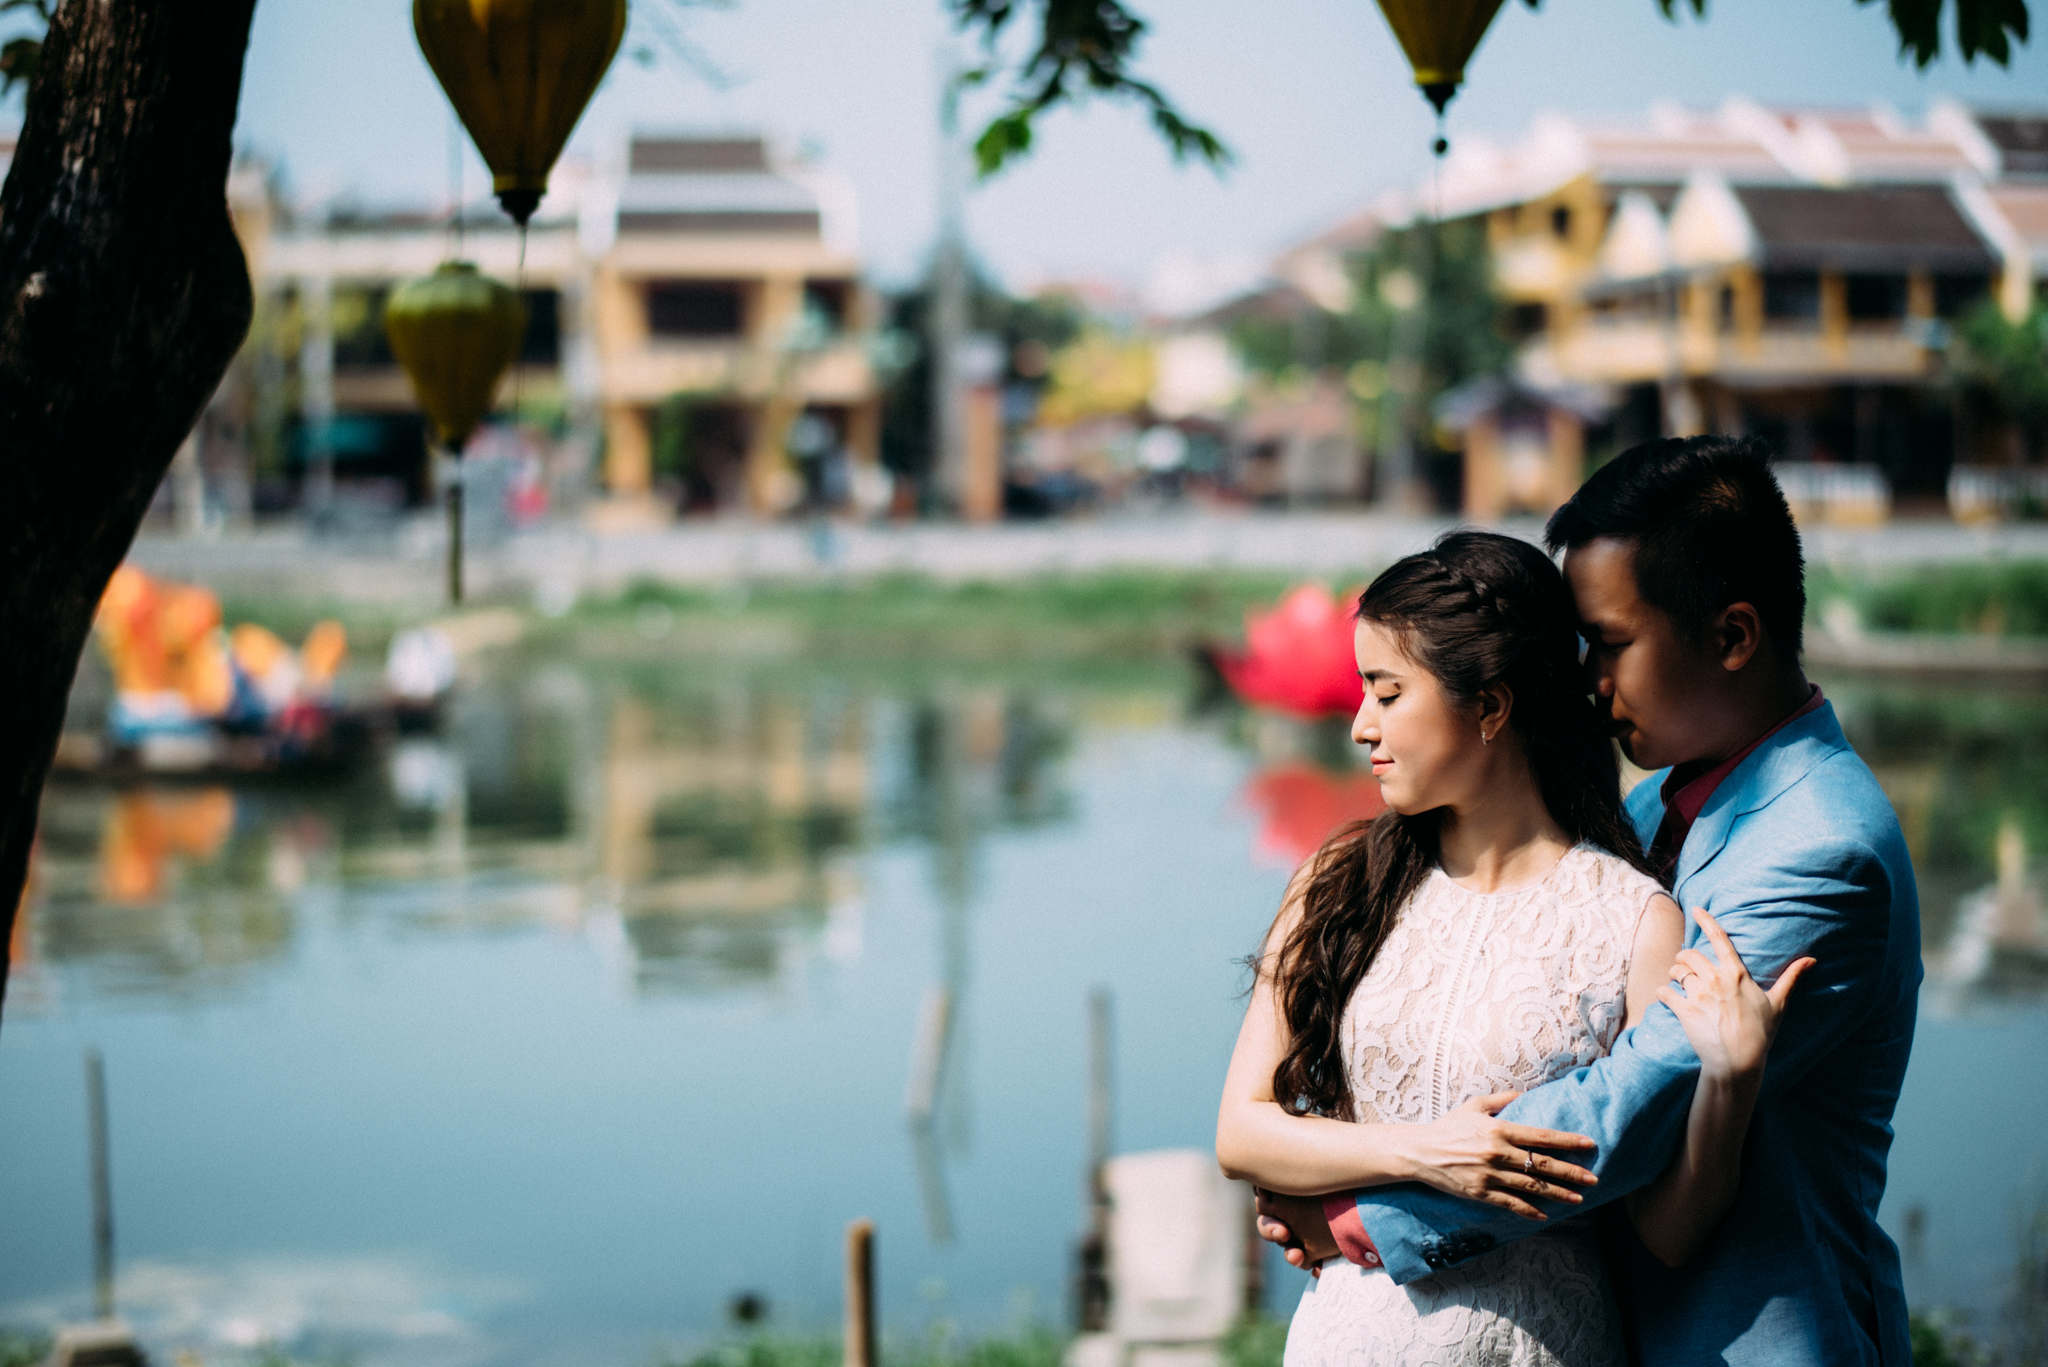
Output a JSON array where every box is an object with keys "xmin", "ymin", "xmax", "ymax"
[{"xmin": 1269, "ymin": 530, "xmax": 1657, "ymax": 1121}]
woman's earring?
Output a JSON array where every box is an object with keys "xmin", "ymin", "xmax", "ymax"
[{"xmin": 1480, "ymin": 727, "xmax": 1490, "ymax": 745}]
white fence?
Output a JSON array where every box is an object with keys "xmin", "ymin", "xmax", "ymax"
[
  {"xmin": 1948, "ymin": 465, "xmax": 2048, "ymax": 524},
  {"xmin": 1772, "ymin": 462, "xmax": 1892, "ymax": 526}
]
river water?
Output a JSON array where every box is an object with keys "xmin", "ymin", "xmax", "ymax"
[{"xmin": 3, "ymin": 648, "xmax": 2043, "ymax": 1367}]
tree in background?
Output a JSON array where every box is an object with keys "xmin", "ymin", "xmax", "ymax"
[
  {"xmin": 1953, "ymin": 299, "xmax": 2048, "ymax": 467},
  {"xmin": 880, "ymin": 271, "xmax": 1081, "ymax": 509},
  {"xmin": 1228, "ymin": 218, "xmax": 1511, "ymax": 506}
]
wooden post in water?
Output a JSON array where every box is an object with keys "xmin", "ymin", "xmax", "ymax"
[
  {"xmin": 1088, "ymin": 988, "xmax": 1113, "ymax": 1177},
  {"xmin": 903, "ymin": 987, "xmax": 952, "ymax": 1122},
  {"xmin": 1075, "ymin": 988, "xmax": 1113, "ymax": 1332},
  {"xmin": 85, "ymin": 1048, "xmax": 114, "ymax": 1322},
  {"xmin": 844, "ymin": 1219, "xmax": 875, "ymax": 1367}
]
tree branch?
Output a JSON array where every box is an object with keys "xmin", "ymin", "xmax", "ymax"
[{"xmin": 949, "ymin": 0, "xmax": 1232, "ymax": 178}]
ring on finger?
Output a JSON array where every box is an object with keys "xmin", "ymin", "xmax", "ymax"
[{"xmin": 1522, "ymin": 1151, "xmax": 1534, "ymax": 1174}]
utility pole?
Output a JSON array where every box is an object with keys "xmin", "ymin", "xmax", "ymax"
[
  {"xmin": 929, "ymin": 45, "xmax": 970, "ymax": 516},
  {"xmin": 1376, "ymin": 224, "xmax": 1433, "ymax": 513}
]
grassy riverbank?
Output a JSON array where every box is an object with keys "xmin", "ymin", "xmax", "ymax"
[
  {"xmin": 1809, "ymin": 560, "xmax": 2048, "ymax": 638},
  {"xmin": 211, "ymin": 557, "xmax": 2048, "ymax": 666},
  {"xmin": 656, "ymin": 1319, "xmax": 1290, "ymax": 1367},
  {"xmin": 215, "ymin": 569, "xmax": 1313, "ymax": 680}
]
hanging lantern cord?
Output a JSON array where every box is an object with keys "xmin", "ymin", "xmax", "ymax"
[
  {"xmin": 447, "ymin": 448, "xmax": 465, "ymax": 604},
  {"xmin": 449, "ymin": 110, "xmax": 466, "ymax": 261},
  {"xmin": 513, "ymin": 222, "xmax": 529, "ymax": 416},
  {"xmin": 1432, "ymin": 110, "xmax": 1447, "ymax": 224}
]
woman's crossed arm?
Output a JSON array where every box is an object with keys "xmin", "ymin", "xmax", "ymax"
[{"xmin": 1214, "ymin": 885, "xmax": 1604, "ymax": 1221}]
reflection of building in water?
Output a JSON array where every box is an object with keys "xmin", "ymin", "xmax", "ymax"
[
  {"xmin": 22, "ymin": 671, "xmax": 1082, "ymax": 1006},
  {"xmin": 1940, "ymin": 816, "xmax": 2048, "ymax": 991},
  {"xmin": 1833, "ymin": 683, "xmax": 2048, "ymax": 1006},
  {"xmin": 883, "ymin": 688, "xmax": 1077, "ymax": 1245},
  {"xmin": 596, "ymin": 690, "xmax": 869, "ymax": 992}
]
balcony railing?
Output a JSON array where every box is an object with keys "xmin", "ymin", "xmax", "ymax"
[
  {"xmin": 1528, "ymin": 319, "xmax": 1936, "ymax": 385},
  {"xmin": 1949, "ymin": 466, "xmax": 2048, "ymax": 524},
  {"xmin": 1773, "ymin": 462, "xmax": 1891, "ymax": 526}
]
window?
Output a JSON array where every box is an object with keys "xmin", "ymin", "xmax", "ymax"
[
  {"xmin": 331, "ymin": 286, "xmax": 394, "ymax": 368},
  {"xmin": 520, "ymin": 289, "xmax": 561, "ymax": 365},
  {"xmin": 1844, "ymin": 274, "xmax": 1906, "ymax": 322},
  {"xmin": 1934, "ymin": 273, "xmax": 1988, "ymax": 319},
  {"xmin": 646, "ymin": 281, "xmax": 746, "ymax": 337},
  {"xmin": 1550, "ymin": 206, "xmax": 1571, "ymax": 241},
  {"xmin": 1504, "ymin": 302, "xmax": 1547, "ymax": 340},
  {"xmin": 1762, "ymin": 271, "xmax": 1821, "ymax": 322},
  {"xmin": 803, "ymin": 279, "xmax": 850, "ymax": 335},
  {"xmin": 1718, "ymin": 285, "xmax": 1736, "ymax": 330}
]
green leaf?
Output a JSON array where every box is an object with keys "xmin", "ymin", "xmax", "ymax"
[
  {"xmin": 948, "ymin": 0, "xmax": 1231, "ymax": 178},
  {"xmin": 974, "ymin": 109, "xmax": 1035, "ymax": 177},
  {"xmin": 1859, "ymin": 0, "xmax": 2027, "ymax": 65}
]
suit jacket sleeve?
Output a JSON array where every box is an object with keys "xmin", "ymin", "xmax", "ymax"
[{"xmin": 1338, "ymin": 813, "xmax": 1899, "ymax": 1286}]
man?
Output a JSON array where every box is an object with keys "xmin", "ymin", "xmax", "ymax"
[{"xmin": 1258, "ymin": 436, "xmax": 1921, "ymax": 1366}]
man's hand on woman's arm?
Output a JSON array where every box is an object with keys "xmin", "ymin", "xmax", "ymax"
[
  {"xmin": 1255, "ymin": 1189, "xmax": 1338, "ymax": 1270},
  {"xmin": 1626, "ymin": 907, "xmax": 1814, "ymax": 1267}
]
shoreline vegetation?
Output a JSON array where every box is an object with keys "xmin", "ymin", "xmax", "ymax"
[
  {"xmin": 0, "ymin": 1309, "xmax": 2019, "ymax": 1367},
  {"xmin": 202, "ymin": 560, "xmax": 2048, "ymax": 668}
]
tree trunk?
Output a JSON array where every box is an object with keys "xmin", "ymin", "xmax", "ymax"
[{"xmin": 0, "ymin": 0, "xmax": 259, "ymax": 1022}]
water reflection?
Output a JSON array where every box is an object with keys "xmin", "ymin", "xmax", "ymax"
[
  {"xmin": 6, "ymin": 655, "xmax": 2046, "ymax": 1361},
  {"xmin": 19, "ymin": 663, "xmax": 2048, "ymax": 1027},
  {"xmin": 1829, "ymin": 675, "xmax": 2048, "ymax": 1003},
  {"xmin": 18, "ymin": 664, "xmax": 2048, "ymax": 1016},
  {"xmin": 18, "ymin": 670, "xmax": 1085, "ymax": 1008}
]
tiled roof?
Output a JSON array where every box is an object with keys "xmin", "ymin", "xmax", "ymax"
[
  {"xmin": 1979, "ymin": 115, "xmax": 2048, "ymax": 177},
  {"xmin": 1731, "ymin": 185, "xmax": 1995, "ymax": 272},
  {"xmin": 617, "ymin": 136, "xmax": 821, "ymax": 236}
]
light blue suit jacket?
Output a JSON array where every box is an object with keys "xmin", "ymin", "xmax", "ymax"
[{"xmin": 1338, "ymin": 701, "xmax": 1921, "ymax": 1367}]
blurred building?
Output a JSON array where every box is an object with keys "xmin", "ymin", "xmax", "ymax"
[
  {"xmin": 592, "ymin": 135, "xmax": 880, "ymax": 522},
  {"xmin": 264, "ymin": 199, "xmax": 584, "ymax": 516},
  {"xmin": 1192, "ymin": 100, "xmax": 2047, "ymax": 521},
  {"xmin": 228, "ymin": 132, "xmax": 879, "ymax": 524},
  {"xmin": 1424, "ymin": 99, "xmax": 2048, "ymax": 521}
]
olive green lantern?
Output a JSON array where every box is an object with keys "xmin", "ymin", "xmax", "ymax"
[
  {"xmin": 385, "ymin": 261, "xmax": 528, "ymax": 602},
  {"xmin": 1375, "ymin": 0, "xmax": 1507, "ymax": 117},
  {"xmin": 414, "ymin": 0, "xmax": 628, "ymax": 226}
]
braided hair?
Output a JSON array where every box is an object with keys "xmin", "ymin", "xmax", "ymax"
[{"xmin": 1269, "ymin": 530, "xmax": 1657, "ymax": 1121}]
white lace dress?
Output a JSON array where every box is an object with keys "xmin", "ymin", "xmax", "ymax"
[{"xmin": 1283, "ymin": 843, "xmax": 1664, "ymax": 1367}]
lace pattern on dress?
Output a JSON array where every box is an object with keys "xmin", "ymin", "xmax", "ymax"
[{"xmin": 1283, "ymin": 844, "xmax": 1665, "ymax": 1367}]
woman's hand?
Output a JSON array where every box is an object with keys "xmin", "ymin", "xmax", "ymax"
[
  {"xmin": 1398, "ymin": 1092, "xmax": 1600, "ymax": 1220},
  {"xmin": 1661, "ymin": 907, "xmax": 1814, "ymax": 1084}
]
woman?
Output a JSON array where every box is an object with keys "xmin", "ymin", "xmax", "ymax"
[{"xmin": 1215, "ymin": 532, "xmax": 1812, "ymax": 1367}]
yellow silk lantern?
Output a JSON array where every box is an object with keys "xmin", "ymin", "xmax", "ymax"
[
  {"xmin": 414, "ymin": 0, "xmax": 628, "ymax": 226},
  {"xmin": 1375, "ymin": 0, "xmax": 1507, "ymax": 115},
  {"xmin": 385, "ymin": 262, "xmax": 528, "ymax": 450},
  {"xmin": 385, "ymin": 261, "xmax": 528, "ymax": 601}
]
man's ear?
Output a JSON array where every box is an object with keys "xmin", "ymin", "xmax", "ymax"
[{"xmin": 1713, "ymin": 602, "xmax": 1765, "ymax": 672}]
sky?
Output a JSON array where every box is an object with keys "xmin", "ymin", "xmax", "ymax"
[{"xmin": 225, "ymin": 0, "xmax": 2048, "ymax": 296}]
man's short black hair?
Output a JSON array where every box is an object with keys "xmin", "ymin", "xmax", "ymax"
[{"xmin": 1545, "ymin": 435, "xmax": 1805, "ymax": 659}]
